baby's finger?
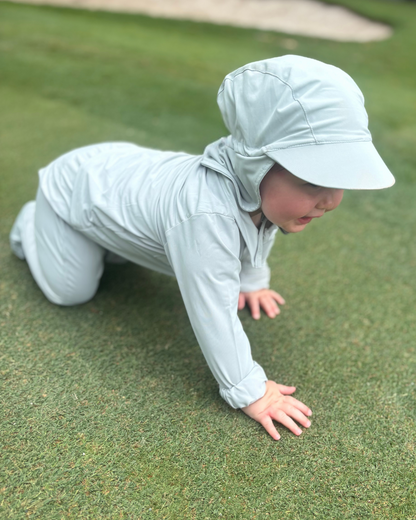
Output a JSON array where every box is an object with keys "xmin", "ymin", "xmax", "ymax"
[
  {"xmin": 270, "ymin": 291, "xmax": 286, "ymax": 305},
  {"xmin": 238, "ymin": 293, "xmax": 246, "ymax": 310},
  {"xmin": 259, "ymin": 296, "xmax": 280, "ymax": 318},
  {"xmin": 247, "ymin": 298, "xmax": 261, "ymax": 320},
  {"xmin": 276, "ymin": 384, "xmax": 296, "ymax": 395},
  {"xmin": 282, "ymin": 404, "xmax": 311, "ymax": 429},
  {"xmin": 272, "ymin": 410, "xmax": 303, "ymax": 436},
  {"xmin": 285, "ymin": 395, "xmax": 313, "ymax": 417},
  {"xmin": 260, "ymin": 416, "xmax": 281, "ymax": 441}
]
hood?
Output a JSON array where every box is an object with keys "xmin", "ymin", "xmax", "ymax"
[{"xmin": 201, "ymin": 55, "xmax": 395, "ymax": 213}]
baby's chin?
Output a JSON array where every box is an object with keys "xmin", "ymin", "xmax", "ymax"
[{"xmin": 279, "ymin": 221, "xmax": 307, "ymax": 234}]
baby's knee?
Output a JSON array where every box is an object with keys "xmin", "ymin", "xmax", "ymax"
[{"xmin": 44, "ymin": 283, "xmax": 98, "ymax": 307}]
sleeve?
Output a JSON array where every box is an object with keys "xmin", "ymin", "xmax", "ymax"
[
  {"xmin": 239, "ymin": 228, "xmax": 277, "ymax": 293},
  {"xmin": 239, "ymin": 246, "xmax": 271, "ymax": 292},
  {"xmin": 164, "ymin": 213, "xmax": 267, "ymax": 409}
]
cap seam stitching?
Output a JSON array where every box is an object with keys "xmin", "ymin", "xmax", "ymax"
[
  {"xmin": 229, "ymin": 137, "xmax": 372, "ymax": 155},
  {"xmin": 219, "ymin": 68, "xmax": 317, "ymax": 143},
  {"xmin": 264, "ymin": 138, "xmax": 372, "ymax": 152}
]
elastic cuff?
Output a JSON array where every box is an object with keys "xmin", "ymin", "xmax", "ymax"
[
  {"xmin": 219, "ymin": 362, "xmax": 267, "ymax": 409},
  {"xmin": 239, "ymin": 279, "xmax": 270, "ymax": 293},
  {"xmin": 239, "ymin": 266, "xmax": 270, "ymax": 293}
]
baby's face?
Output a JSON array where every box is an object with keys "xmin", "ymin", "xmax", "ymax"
[{"xmin": 259, "ymin": 165, "xmax": 344, "ymax": 233}]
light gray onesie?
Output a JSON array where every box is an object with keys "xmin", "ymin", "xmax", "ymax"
[{"xmin": 11, "ymin": 135, "xmax": 278, "ymax": 410}]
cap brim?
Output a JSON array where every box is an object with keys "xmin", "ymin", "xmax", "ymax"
[{"xmin": 265, "ymin": 141, "xmax": 395, "ymax": 190}]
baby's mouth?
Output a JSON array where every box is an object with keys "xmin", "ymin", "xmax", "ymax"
[{"xmin": 297, "ymin": 216, "xmax": 313, "ymax": 224}]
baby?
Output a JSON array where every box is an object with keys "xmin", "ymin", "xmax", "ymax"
[{"xmin": 10, "ymin": 55, "xmax": 395, "ymax": 440}]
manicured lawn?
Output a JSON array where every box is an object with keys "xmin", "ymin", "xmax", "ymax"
[{"xmin": 1, "ymin": 0, "xmax": 416, "ymax": 517}]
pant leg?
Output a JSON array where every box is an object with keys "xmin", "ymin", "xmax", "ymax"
[{"xmin": 10, "ymin": 188, "xmax": 105, "ymax": 306}]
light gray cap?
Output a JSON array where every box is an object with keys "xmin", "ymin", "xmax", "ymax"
[{"xmin": 202, "ymin": 55, "xmax": 395, "ymax": 211}]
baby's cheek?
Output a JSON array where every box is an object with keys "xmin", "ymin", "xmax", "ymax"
[{"xmin": 281, "ymin": 200, "xmax": 310, "ymax": 219}]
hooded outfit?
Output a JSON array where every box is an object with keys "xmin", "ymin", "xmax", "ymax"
[{"xmin": 10, "ymin": 56, "xmax": 394, "ymax": 409}]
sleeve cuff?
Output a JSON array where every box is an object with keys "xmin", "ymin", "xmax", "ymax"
[
  {"xmin": 219, "ymin": 362, "xmax": 267, "ymax": 409},
  {"xmin": 239, "ymin": 263, "xmax": 271, "ymax": 292}
]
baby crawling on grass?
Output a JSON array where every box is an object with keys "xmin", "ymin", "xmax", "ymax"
[{"xmin": 10, "ymin": 55, "xmax": 394, "ymax": 439}]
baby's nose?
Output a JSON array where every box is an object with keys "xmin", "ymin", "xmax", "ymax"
[{"xmin": 317, "ymin": 189, "xmax": 344, "ymax": 211}]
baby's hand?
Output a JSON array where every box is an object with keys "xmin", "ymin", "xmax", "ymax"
[
  {"xmin": 242, "ymin": 381, "xmax": 312, "ymax": 440},
  {"xmin": 238, "ymin": 289, "xmax": 285, "ymax": 320}
]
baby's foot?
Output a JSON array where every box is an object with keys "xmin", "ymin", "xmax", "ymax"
[{"xmin": 9, "ymin": 201, "xmax": 36, "ymax": 260}]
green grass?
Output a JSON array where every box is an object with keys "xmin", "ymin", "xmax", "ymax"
[{"xmin": 1, "ymin": 0, "xmax": 416, "ymax": 517}]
